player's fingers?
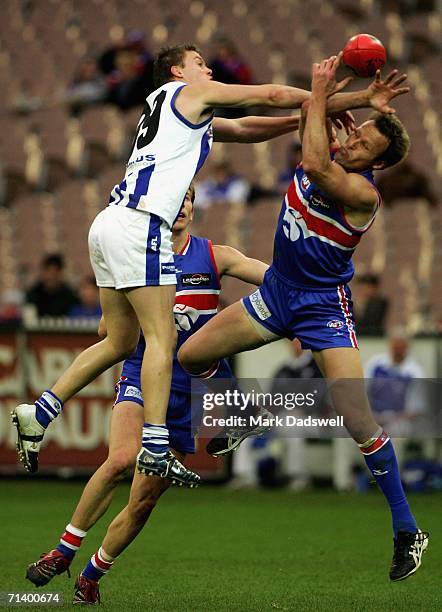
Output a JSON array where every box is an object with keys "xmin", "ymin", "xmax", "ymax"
[
  {"xmin": 391, "ymin": 74, "xmax": 408, "ymax": 87},
  {"xmin": 384, "ymin": 69, "xmax": 398, "ymax": 84},
  {"xmin": 332, "ymin": 52, "xmax": 342, "ymax": 70},
  {"xmin": 374, "ymin": 69, "xmax": 381, "ymax": 83},
  {"xmin": 392, "ymin": 86, "xmax": 411, "ymax": 97},
  {"xmin": 334, "ymin": 76, "xmax": 353, "ymax": 92}
]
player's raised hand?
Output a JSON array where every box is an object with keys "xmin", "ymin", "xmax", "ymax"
[
  {"xmin": 330, "ymin": 110, "xmax": 356, "ymax": 135},
  {"xmin": 312, "ymin": 52, "xmax": 353, "ymax": 97},
  {"xmin": 367, "ymin": 69, "xmax": 410, "ymax": 114}
]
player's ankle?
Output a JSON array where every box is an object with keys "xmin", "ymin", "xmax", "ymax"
[
  {"xmin": 35, "ymin": 390, "xmax": 64, "ymax": 428},
  {"xmin": 142, "ymin": 423, "xmax": 169, "ymax": 455},
  {"xmin": 57, "ymin": 523, "xmax": 87, "ymax": 560}
]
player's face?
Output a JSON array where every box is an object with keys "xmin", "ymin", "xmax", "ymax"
[
  {"xmin": 180, "ymin": 51, "xmax": 212, "ymax": 84},
  {"xmin": 334, "ymin": 121, "xmax": 389, "ymax": 171},
  {"xmin": 173, "ymin": 191, "xmax": 194, "ymax": 232}
]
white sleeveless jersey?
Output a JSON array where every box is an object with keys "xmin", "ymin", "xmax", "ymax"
[{"xmin": 108, "ymin": 81, "xmax": 213, "ymax": 227}]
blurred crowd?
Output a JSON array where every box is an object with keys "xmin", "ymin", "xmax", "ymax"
[
  {"xmin": 0, "ymin": 253, "xmax": 101, "ymax": 324},
  {"xmin": 2, "ymin": 11, "xmax": 440, "ymax": 331},
  {"xmin": 12, "ymin": 33, "xmax": 254, "ymax": 117}
]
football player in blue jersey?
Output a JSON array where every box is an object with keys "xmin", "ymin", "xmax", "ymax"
[
  {"xmin": 13, "ymin": 43, "xmax": 403, "ymax": 486},
  {"xmin": 24, "ymin": 184, "xmax": 271, "ymax": 604},
  {"xmin": 179, "ymin": 55, "xmax": 428, "ymax": 581}
]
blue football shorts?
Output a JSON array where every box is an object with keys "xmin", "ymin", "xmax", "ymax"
[
  {"xmin": 241, "ymin": 268, "xmax": 358, "ymax": 351},
  {"xmin": 114, "ymin": 379, "xmax": 196, "ymax": 454}
]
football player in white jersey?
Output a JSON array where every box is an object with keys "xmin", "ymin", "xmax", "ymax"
[{"xmin": 12, "ymin": 44, "xmax": 381, "ymax": 487}]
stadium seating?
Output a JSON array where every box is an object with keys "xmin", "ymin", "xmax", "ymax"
[{"xmin": 1, "ymin": 0, "xmax": 440, "ymax": 331}]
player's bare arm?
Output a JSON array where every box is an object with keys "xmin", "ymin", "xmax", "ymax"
[
  {"xmin": 213, "ymin": 245, "xmax": 268, "ymax": 285},
  {"xmin": 302, "ymin": 57, "xmax": 379, "ymax": 219},
  {"xmin": 212, "ymin": 115, "xmax": 300, "ymax": 143},
  {"xmin": 328, "ymin": 65, "xmax": 410, "ymax": 115}
]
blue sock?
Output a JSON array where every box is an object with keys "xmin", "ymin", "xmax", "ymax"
[
  {"xmin": 360, "ymin": 430, "xmax": 417, "ymax": 537},
  {"xmin": 35, "ymin": 390, "xmax": 63, "ymax": 428},
  {"xmin": 57, "ymin": 543, "xmax": 76, "ymax": 561},
  {"xmin": 82, "ymin": 548, "xmax": 114, "ymax": 582},
  {"xmin": 142, "ymin": 423, "xmax": 169, "ymax": 455}
]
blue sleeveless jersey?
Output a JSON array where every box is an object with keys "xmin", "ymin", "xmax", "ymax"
[
  {"xmin": 271, "ymin": 158, "xmax": 380, "ymax": 288},
  {"xmin": 121, "ymin": 235, "xmax": 232, "ymax": 392}
]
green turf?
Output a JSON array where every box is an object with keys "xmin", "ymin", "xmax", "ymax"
[{"xmin": 2, "ymin": 481, "xmax": 440, "ymax": 611}]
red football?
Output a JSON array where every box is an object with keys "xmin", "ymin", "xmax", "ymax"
[{"xmin": 342, "ymin": 34, "xmax": 387, "ymax": 78}]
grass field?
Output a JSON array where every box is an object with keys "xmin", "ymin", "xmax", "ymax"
[{"xmin": 2, "ymin": 480, "xmax": 441, "ymax": 611}]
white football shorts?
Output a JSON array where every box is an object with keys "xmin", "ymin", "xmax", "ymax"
[{"xmin": 88, "ymin": 205, "xmax": 176, "ymax": 289}]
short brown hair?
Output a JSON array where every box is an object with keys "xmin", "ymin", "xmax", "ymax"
[
  {"xmin": 370, "ymin": 112, "xmax": 410, "ymax": 168},
  {"xmin": 187, "ymin": 181, "xmax": 196, "ymax": 204},
  {"xmin": 153, "ymin": 44, "xmax": 202, "ymax": 88}
]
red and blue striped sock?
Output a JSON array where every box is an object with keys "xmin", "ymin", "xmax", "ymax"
[
  {"xmin": 82, "ymin": 547, "xmax": 114, "ymax": 582},
  {"xmin": 56, "ymin": 523, "xmax": 87, "ymax": 561},
  {"xmin": 360, "ymin": 429, "xmax": 417, "ymax": 537}
]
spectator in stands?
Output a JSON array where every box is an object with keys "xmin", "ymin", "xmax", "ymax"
[
  {"xmin": 353, "ymin": 273, "xmax": 389, "ymax": 336},
  {"xmin": 376, "ymin": 160, "xmax": 437, "ymax": 206},
  {"xmin": 365, "ymin": 328, "xmax": 426, "ymax": 438},
  {"xmin": 105, "ymin": 31, "xmax": 154, "ymax": 110},
  {"xmin": 209, "ymin": 37, "xmax": 253, "ymax": 118},
  {"xmin": 276, "ymin": 142, "xmax": 302, "ymax": 195},
  {"xmin": 25, "ymin": 254, "xmax": 78, "ymax": 318},
  {"xmin": 195, "ymin": 161, "xmax": 251, "ymax": 209},
  {"xmin": 209, "ymin": 37, "xmax": 253, "ymax": 85},
  {"xmin": 68, "ymin": 276, "xmax": 102, "ymax": 319},
  {"xmin": 65, "ymin": 57, "xmax": 107, "ymax": 116}
]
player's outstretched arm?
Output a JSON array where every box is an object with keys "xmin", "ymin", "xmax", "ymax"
[
  {"xmin": 326, "ymin": 65, "xmax": 410, "ymax": 115},
  {"xmin": 212, "ymin": 115, "xmax": 300, "ymax": 143},
  {"xmin": 302, "ymin": 57, "xmax": 377, "ymax": 212},
  {"xmin": 212, "ymin": 245, "xmax": 268, "ymax": 285},
  {"xmin": 177, "ymin": 80, "xmax": 311, "ymax": 120}
]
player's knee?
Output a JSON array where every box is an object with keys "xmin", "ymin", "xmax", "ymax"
[
  {"xmin": 105, "ymin": 450, "xmax": 137, "ymax": 481},
  {"xmin": 177, "ymin": 341, "xmax": 201, "ymax": 373},
  {"xmin": 106, "ymin": 338, "xmax": 138, "ymax": 362},
  {"xmin": 177, "ymin": 343, "xmax": 191, "ymax": 370}
]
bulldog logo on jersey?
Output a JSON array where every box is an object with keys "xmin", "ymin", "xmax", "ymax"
[{"xmin": 174, "ymin": 304, "xmax": 199, "ymax": 331}]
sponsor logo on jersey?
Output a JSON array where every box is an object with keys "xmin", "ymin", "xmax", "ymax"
[
  {"xmin": 249, "ymin": 289, "xmax": 271, "ymax": 321},
  {"xmin": 161, "ymin": 263, "xmax": 176, "ymax": 274},
  {"xmin": 181, "ymin": 273, "xmax": 212, "ymax": 286},
  {"xmin": 123, "ymin": 385, "xmax": 143, "ymax": 401},
  {"xmin": 327, "ymin": 319, "xmax": 344, "ymax": 329},
  {"xmin": 126, "ymin": 154, "xmax": 156, "ymax": 168},
  {"xmin": 150, "ymin": 236, "xmax": 158, "ymax": 252},
  {"xmin": 311, "ymin": 194, "xmax": 329, "ymax": 208}
]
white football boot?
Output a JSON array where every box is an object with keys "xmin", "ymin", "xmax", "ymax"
[{"xmin": 11, "ymin": 404, "xmax": 45, "ymax": 473}]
